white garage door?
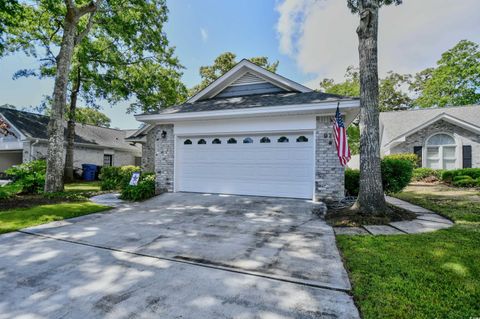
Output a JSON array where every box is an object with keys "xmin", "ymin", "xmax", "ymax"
[{"xmin": 176, "ymin": 133, "xmax": 314, "ymax": 199}]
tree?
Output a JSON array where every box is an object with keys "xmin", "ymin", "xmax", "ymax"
[
  {"xmin": 7, "ymin": 0, "xmax": 186, "ymax": 184},
  {"xmin": 378, "ymin": 71, "xmax": 412, "ymax": 111},
  {"xmin": 414, "ymin": 40, "xmax": 480, "ymax": 107},
  {"xmin": 0, "ymin": 0, "xmax": 22, "ymax": 56},
  {"xmin": 74, "ymin": 107, "xmax": 111, "ymax": 127},
  {"xmin": 319, "ymin": 66, "xmax": 360, "ymax": 97},
  {"xmin": 189, "ymin": 52, "xmax": 279, "ymax": 96},
  {"xmin": 347, "ymin": 0, "xmax": 402, "ymax": 214}
]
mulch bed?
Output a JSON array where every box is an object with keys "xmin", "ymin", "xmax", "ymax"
[{"xmin": 325, "ymin": 203, "xmax": 417, "ymax": 227}]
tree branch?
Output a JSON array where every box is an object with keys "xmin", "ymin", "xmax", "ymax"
[{"xmin": 75, "ymin": 11, "xmax": 95, "ymax": 44}]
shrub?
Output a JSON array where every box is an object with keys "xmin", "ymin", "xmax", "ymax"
[
  {"xmin": 412, "ymin": 168, "xmax": 443, "ymax": 182},
  {"xmin": 441, "ymin": 168, "xmax": 480, "ymax": 183},
  {"xmin": 452, "ymin": 175, "xmax": 473, "ymax": 182},
  {"xmin": 381, "ymin": 158, "xmax": 414, "ymax": 194},
  {"xmin": 99, "ymin": 165, "xmax": 141, "ymax": 190},
  {"xmin": 5, "ymin": 160, "xmax": 46, "ymax": 194},
  {"xmin": 345, "ymin": 169, "xmax": 360, "ymax": 196},
  {"xmin": 120, "ymin": 173, "xmax": 156, "ymax": 201},
  {"xmin": 452, "ymin": 177, "xmax": 479, "ymax": 188},
  {"xmin": 0, "ymin": 183, "xmax": 23, "ymax": 200},
  {"xmin": 384, "ymin": 153, "xmax": 419, "ymax": 168},
  {"xmin": 344, "ymin": 158, "xmax": 414, "ymax": 196}
]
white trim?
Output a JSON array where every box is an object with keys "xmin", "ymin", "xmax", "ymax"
[
  {"xmin": 385, "ymin": 113, "xmax": 480, "ymax": 148},
  {"xmin": 187, "ymin": 59, "xmax": 312, "ymax": 103},
  {"xmin": 135, "ymin": 100, "xmax": 359, "ymax": 123}
]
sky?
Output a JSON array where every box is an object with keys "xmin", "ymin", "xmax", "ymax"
[{"xmin": 0, "ymin": 0, "xmax": 479, "ymax": 129}]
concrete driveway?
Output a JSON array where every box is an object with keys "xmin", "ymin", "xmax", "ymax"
[{"xmin": 0, "ymin": 193, "xmax": 359, "ymax": 318}]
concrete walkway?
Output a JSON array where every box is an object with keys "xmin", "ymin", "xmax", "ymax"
[
  {"xmin": 90, "ymin": 192, "xmax": 125, "ymax": 207},
  {"xmin": 334, "ymin": 196, "xmax": 453, "ymax": 236}
]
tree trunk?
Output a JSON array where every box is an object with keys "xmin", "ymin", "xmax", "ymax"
[
  {"xmin": 355, "ymin": 0, "xmax": 387, "ymax": 214},
  {"xmin": 64, "ymin": 67, "xmax": 81, "ymax": 183},
  {"xmin": 44, "ymin": 12, "xmax": 78, "ymax": 192}
]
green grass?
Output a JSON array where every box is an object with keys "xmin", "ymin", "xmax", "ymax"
[
  {"xmin": 0, "ymin": 202, "xmax": 110, "ymax": 234},
  {"xmin": 337, "ymin": 184, "xmax": 480, "ymax": 319},
  {"xmin": 64, "ymin": 181, "xmax": 101, "ymax": 193}
]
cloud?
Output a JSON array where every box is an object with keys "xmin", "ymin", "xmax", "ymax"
[
  {"xmin": 200, "ymin": 28, "xmax": 208, "ymax": 43},
  {"xmin": 275, "ymin": 0, "xmax": 480, "ymax": 88}
]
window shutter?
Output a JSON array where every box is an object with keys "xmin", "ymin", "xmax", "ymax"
[
  {"xmin": 463, "ymin": 145, "xmax": 472, "ymax": 168},
  {"xmin": 413, "ymin": 146, "xmax": 422, "ymax": 168}
]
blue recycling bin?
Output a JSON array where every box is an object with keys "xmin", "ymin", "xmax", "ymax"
[{"xmin": 82, "ymin": 164, "xmax": 97, "ymax": 181}]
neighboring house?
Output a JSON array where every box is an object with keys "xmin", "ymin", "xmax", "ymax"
[
  {"xmin": 132, "ymin": 59, "xmax": 360, "ymax": 201},
  {"xmin": 379, "ymin": 105, "xmax": 480, "ymax": 169},
  {"xmin": 0, "ymin": 107, "xmax": 142, "ymax": 173}
]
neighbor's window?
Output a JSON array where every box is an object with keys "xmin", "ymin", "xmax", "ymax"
[
  {"xmin": 103, "ymin": 154, "xmax": 113, "ymax": 166},
  {"xmin": 426, "ymin": 133, "xmax": 456, "ymax": 169},
  {"xmin": 260, "ymin": 137, "xmax": 271, "ymax": 143},
  {"xmin": 227, "ymin": 138, "xmax": 237, "ymax": 144},
  {"xmin": 212, "ymin": 138, "xmax": 222, "ymax": 144},
  {"xmin": 184, "ymin": 139, "xmax": 192, "ymax": 145},
  {"xmin": 243, "ymin": 137, "xmax": 253, "ymax": 144},
  {"xmin": 277, "ymin": 136, "xmax": 289, "ymax": 143},
  {"xmin": 198, "ymin": 139, "xmax": 207, "ymax": 144},
  {"xmin": 296, "ymin": 136, "xmax": 308, "ymax": 142}
]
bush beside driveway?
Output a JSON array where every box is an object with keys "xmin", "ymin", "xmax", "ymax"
[{"xmin": 337, "ymin": 184, "xmax": 480, "ymax": 319}]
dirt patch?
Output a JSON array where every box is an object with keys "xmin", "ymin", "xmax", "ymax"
[{"xmin": 325, "ymin": 204, "xmax": 416, "ymax": 227}]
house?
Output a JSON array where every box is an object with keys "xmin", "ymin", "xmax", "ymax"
[
  {"xmin": 380, "ymin": 105, "xmax": 480, "ymax": 169},
  {"xmin": 133, "ymin": 60, "xmax": 360, "ymax": 201},
  {"xmin": 0, "ymin": 106, "xmax": 142, "ymax": 173}
]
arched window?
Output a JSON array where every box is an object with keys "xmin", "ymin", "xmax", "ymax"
[
  {"xmin": 296, "ymin": 136, "xmax": 308, "ymax": 142},
  {"xmin": 243, "ymin": 137, "xmax": 253, "ymax": 144},
  {"xmin": 277, "ymin": 136, "xmax": 289, "ymax": 143},
  {"xmin": 426, "ymin": 133, "xmax": 457, "ymax": 169},
  {"xmin": 184, "ymin": 139, "xmax": 192, "ymax": 145},
  {"xmin": 227, "ymin": 138, "xmax": 237, "ymax": 144},
  {"xmin": 198, "ymin": 139, "xmax": 207, "ymax": 145},
  {"xmin": 212, "ymin": 138, "xmax": 222, "ymax": 144},
  {"xmin": 260, "ymin": 137, "xmax": 271, "ymax": 143}
]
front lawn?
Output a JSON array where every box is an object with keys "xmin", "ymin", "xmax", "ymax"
[
  {"xmin": 337, "ymin": 184, "xmax": 480, "ymax": 319},
  {"xmin": 0, "ymin": 202, "xmax": 110, "ymax": 234},
  {"xmin": 64, "ymin": 181, "xmax": 102, "ymax": 193}
]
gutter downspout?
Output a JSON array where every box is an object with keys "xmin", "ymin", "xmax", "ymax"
[{"xmin": 29, "ymin": 139, "xmax": 39, "ymax": 161}]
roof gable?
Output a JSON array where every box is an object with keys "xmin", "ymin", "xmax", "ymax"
[
  {"xmin": 380, "ymin": 105, "xmax": 480, "ymax": 147},
  {"xmin": 187, "ymin": 59, "xmax": 312, "ymax": 103}
]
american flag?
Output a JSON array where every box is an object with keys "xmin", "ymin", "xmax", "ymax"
[{"xmin": 332, "ymin": 104, "xmax": 351, "ymax": 166}]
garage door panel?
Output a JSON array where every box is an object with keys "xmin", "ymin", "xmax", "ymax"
[{"xmin": 177, "ymin": 133, "xmax": 314, "ymax": 199}]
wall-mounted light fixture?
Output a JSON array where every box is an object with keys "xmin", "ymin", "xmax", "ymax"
[{"xmin": 161, "ymin": 130, "xmax": 167, "ymax": 139}]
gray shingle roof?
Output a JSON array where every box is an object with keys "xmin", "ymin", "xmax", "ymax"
[
  {"xmin": 143, "ymin": 91, "xmax": 357, "ymax": 115},
  {"xmin": 380, "ymin": 105, "xmax": 480, "ymax": 144},
  {"xmin": 0, "ymin": 107, "xmax": 140, "ymax": 152}
]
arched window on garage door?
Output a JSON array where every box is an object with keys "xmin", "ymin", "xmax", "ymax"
[{"xmin": 243, "ymin": 137, "xmax": 253, "ymax": 144}]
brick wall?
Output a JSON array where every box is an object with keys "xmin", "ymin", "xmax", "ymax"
[
  {"xmin": 142, "ymin": 126, "xmax": 157, "ymax": 172},
  {"xmin": 315, "ymin": 116, "xmax": 345, "ymax": 202},
  {"xmin": 391, "ymin": 120, "xmax": 480, "ymax": 168},
  {"xmin": 154, "ymin": 124, "xmax": 174, "ymax": 193}
]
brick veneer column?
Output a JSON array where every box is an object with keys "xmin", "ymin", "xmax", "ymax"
[
  {"xmin": 315, "ymin": 116, "xmax": 345, "ymax": 202},
  {"xmin": 154, "ymin": 124, "xmax": 174, "ymax": 193}
]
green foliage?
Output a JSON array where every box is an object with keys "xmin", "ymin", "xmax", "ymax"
[
  {"xmin": 42, "ymin": 191, "xmax": 89, "ymax": 201},
  {"xmin": 383, "ymin": 153, "xmax": 418, "ymax": 168},
  {"xmin": 6, "ymin": 0, "xmax": 187, "ymax": 114},
  {"xmin": 0, "ymin": 0, "xmax": 22, "ymax": 56},
  {"xmin": 381, "ymin": 158, "xmax": 414, "ymax": 194},
  {"xmin": 120, "ymin": 173, "xmax": 156, "ymax": 201},
  {"xmin": 412, "ymin": 168, "xmax": 443, "ymax": 182},
  {"xmin": 346, "ymin": 124, "xmax": 360, "ymax": 155},
  {"xmin": 345, "ymin": 158, "xmax": 413, "ymax": 195},
  {"xmin": 441, "ymin": 168, "xmax": 480, "ymax": 183},
  {"xmin": 189, "ymin": 52, "xmax": 279, "ymax": 96},
  {"xmin": 452, "ymin": 176, "xmax": 480, "ymax": 188},
  {"xmin": 345, "ymin": 169, "xmax": 360, "ymax": 196},
  {"xmin": 319, "ymin": 66, "xmax": 412, "ymax": 111},
  {"xmin": 5, "ymin": 160, "xmax": 46, "ymax": 194},
  {"xmin": 0, "ymin": 183, "xmax": 22, "ymax": 200},
  {"xmin": 99, "ymin": 166, "xmax": 141, "ymax": 190},
  {"xmin": 415, "ymin": 40, "xmax": 480, "ymax": 107},
  {"xmin": 74, "ymin": 107, "xmax": 111, "ymax": 127}
]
